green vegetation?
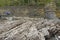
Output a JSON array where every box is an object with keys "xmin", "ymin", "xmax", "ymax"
[
  {"xmin": 0, "ymin": 0, "xmax": 60, "ymax": 7},
  {"xmin": 0, "ymin": 0, "xmax": 60, "ymax": 18},
  {"xmin": 0, "ymin": 0, "xmax": 59, "ymax": 6}
]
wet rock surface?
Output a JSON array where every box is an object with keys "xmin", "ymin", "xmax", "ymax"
[{"xmin": 0, "ymin": 17, "xmax": 60, "ymax": 40}]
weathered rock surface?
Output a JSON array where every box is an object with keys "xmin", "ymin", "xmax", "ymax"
[
  {"xmin": 44, "ymin": 2, "xmax": 57, "ymax": 19},
  {"xmin": 0, "ymin": 17, "xmax": 60, "ymax": 40}
]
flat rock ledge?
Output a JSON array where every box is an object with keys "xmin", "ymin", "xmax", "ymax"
[{"xmin": 0, "ymin": 17, "xmax": 60, "ymax": 40}]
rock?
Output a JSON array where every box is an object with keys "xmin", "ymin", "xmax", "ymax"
[
  {"xmin": 44, "ymin": 2, "xmax": 57, "ymax": 19},
  {"xmin": 0, "ymin": 17, "xmax": 60, "ymax": 40},
  {"xmin": 41, "ymin": 27, "xmax": 49, "ymax": 36}
]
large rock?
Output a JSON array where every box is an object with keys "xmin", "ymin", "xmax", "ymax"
[
  {"xmin": 0, "ymin": 17, "xmax": 60, "ymax": 40},
  {"xmin": 45, "ymin": 2, "xmax": 57, "ymax": 19}
]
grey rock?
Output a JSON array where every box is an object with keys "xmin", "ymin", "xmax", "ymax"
[
  {"xmin": 0, "ymin": 17, "xmax": 60, "ymax": 40},
  {"xmin": 44, "ymin": 2, "xmax": 57, "ymax": 19}
]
